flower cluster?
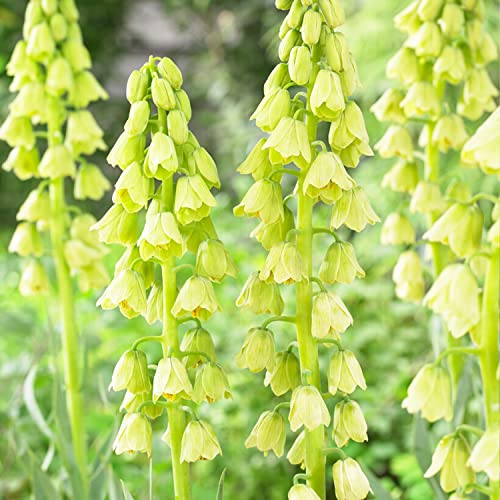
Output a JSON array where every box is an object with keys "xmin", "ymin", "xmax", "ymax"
[
  {"xmin": 234, "ymin": 0, "xmax": 377, "ymax": 497},
  {"xmin": 1, "ymin": 0, "xmax": 111, "ymax": 296},
  {"xmin": 94, "ymin": 57, "xmax": 234, "ymax": 491},
  {"xmin": 372, "ymin": 0, "xmax": 499, "ymax": 495}
]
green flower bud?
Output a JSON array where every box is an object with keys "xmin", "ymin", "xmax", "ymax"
[
  {"xmin": 410, "ymin": 180, "xmax": 446, "ymax": 214},
  {"xmin": 275, "ymin": 0, "xmax": 293, "ymax": 10},
  {"xmin": 260, "ymin": 241, "xmax": 307, "ymax": 284},
  {"xmin": 97, "ymin": 269, "xmax": 147, "ymax": 319},
  {"xmin": 126, "ymin": 70, "xmax": 149, "ymax": 104},
  {"xmin": 461, "ymin": 107, "xmax": 500, "ymax": 174},
  {"xmin": 195, "ymin": 239, "xmax": 237, "ymax": 282},
  {"xmin": 50, "ymin": 13, "xmax": 68, "ymax": 42},
  {"xmin": 287, "ymin": 431, "xmax": 306, "ymax": 468},
  {"xmin": 251, "ymin": 88, "xmax": 291, "ymax": 132},
  {"xmin": 263, "ymin": 116, "xmax": 311, "ymax": 169},
  {"xmin": 113, "ymin": 413, "xmax": 152, "ymax": 458},
  {"xmin": 386, "ymin": 47, "xmax": 420, "ymax": 85},
  {"xmin": 45, "ymin": 57, "xmax": 74, "ymax": 96},
  {"xmin": 319, "ymin": 0, "xmax": 345, "ymax": 28},
  {"xmin": 66, "ymin": 110, "xmax": 106, "ymax": 156},
  {"xmin": 289, "ymin": 46, "xmax": 312, "ymax": 86},
  {"xmin": 310, "ymin": 69, "xmax": 345, "ymax": 121},
  {"xmin": 27, "ymin": 22, "xmax": 55, "ymax": 62},
  {"xmin": 62, "ymin": 40, "xmax": 91, "ymax": 72},
  {"xmin": 153, "ymin": 356, "xmax": 193, "ymax": 402},
  {"xmin": 417, "ymin": 0, "xmax": 444, "ymax": 21},
  {"xmin": 147, "ymin": 132, "xmax": 178, "ymax": 179},
  {"xmin": 394, "ymin": 1, "xmax": 421, "ymax": 34},
  {"xmin": 69, "ymin": 70, "xmax": 108, "ymax": 108},
  {"xmin": 0, "ymin": 116, "xmax": 35, "ymax": 149},
  {"xmin": 9, "ymin": 222, "xmax": 43, "ymax": 257},
  {"xmin": 180, "ymin": 420, "xmax": 221, "ymax": 463},
  {"xmin": 192, "ymin": 362, "xmax": 232, "ymax": 404},
  {"xmin": 167, "ymin": 110, "xmax": 188, "ymax": 145},
  {"xmin": 234, "ymin": 178, "xmax": 284, "ymax": 225},
  {"xmin": 473, "ymin": 32, "xmax": 498, "ymax": 66},
  {"xmin": 381, "ymin": 213, "xmax": 415, "ymax": 245},
  {"xmin": 330, "ymin": 186, "xmax": 380, "ymax": 232},
  {"xmin": 157, "ymin": 57, "xmax": 183, "ymax": 90},
  {"xmin": 279, "ymin": 29, "xmax": 302, "ymax": 62},
  {"xmin": 246, "ymin": 410, "xmax": 286, "ymax": 457},
  {"xmin": 438, "ymin": 4, "xmax": 464, "ymax": 38},
  {"xmin": 174, "ymin": 174, "xmax": 216, "ymax": 225},
  {"xmin": 17, "ymin": 189, "xmax": 50, "ymax": 222},
  {"xmin": 401, "ymin": 82, "xmax": 440, "ymax": 119},
  {"xmin": 406, "ymin": 21, "xmax": 442, "ymax": 58},
  {"xmin": 432, "ymin": 114, "xmax": 468, "ymax": 153},
  {"xmin": 190, "ymin": 147, "xmax": 220, "ymax": 188},
  {"xmin": 236, "ymin": 327, "xmax": 275, "ymax": 373},
  {"xmin": 324, "ymin": 32, "xmax": 349, "ymax": 73},
  {"xmin": 301, "ymin": 9, "xmax": 322, "ymax": 46},
  {"xmin": 339, "ymin": 57, "xmax": 362, "ymax": 97},
  {"xmin": 74, "ymin": 163, "xmax": 111, "ymax": 200},
  {"xmin": 434, "ymin": 46, "xmax": 466, "ymax": 85},
  {"xmin": 115, "ymin": 247, "xmax": 154, "ymax": 288},
  {"xmin": 424, "ymin": 264, "xmax": 480, "ymax": 338},
  {"xmin": 91, "ymin": 204, "xmax": 138, "ymax": 246},
  {"xmin": 139, "ymin": 209, "xmax": 184, "ymax": 261},
  {"xmin": 402, "ymin": 363, "xmax": 452, "ymax": 421},
  {"xmin": 423, "ymin": 203, "xmax": 483, "ymax": 258},
  {"xmin": 328, "ymin": 349, "xmax": 366, "ymax": 395},
  {"xmin": 171, "ymin": 276, "xmax": 220, "ymax": 320},
  {"xmin": 175, "ymin": 89, "xmax": 192, "ymax": 121},
  {"xmin": 468, "ymin": 429, "xmax": 500, "ymax": 481},
  {"xmin": 19, "ymin": 260, "xmax": 49, "ymax": 296},
  {"xmin": 288, "ymin": 484, "xmax": 321, "ymax": 500},
  {"xmin": 11, "ymin": 83, "xmax": 48, "ymax": 123},
  {"xmin": 107, "ymin": 132, "xmax": 145, "ymax": 170},
  {"xmin": 264, "ymin": 63, "xmax": 291, "ymax": 95},
  {"xmin": 236, "ymin": 271, "xmax": 285, "ymax": 315},
  {"xmin": 424, "ymin": 433, "xmax": 475, "ymax": 492},
  {"xmin": 237, "ymin": 139, "xmax": 273, "ymax": 180},
  {"xmin": 264, "ymin": 351, "xmax": 300, "ymax": 396},
  {"xmin": 304, "ymin": 151, "xmax": 355, "ymax": 204},
  {"xmin": 382, "ymin": 160, "xmax": 418, "ymax": 194},
  {"xmin": 22, "ymin": 1, "xmax": 44, "ymax": 39},
  {"xmin": 289, "ymin": 385, "xmax": 330, "ymax": 431},
  {"xmin": 251, "ymin": 205, "xmax": 295, "ymax": 251},
  {"xmin": 111, "ymin": 349, "xmax": 151, "ymax": 394},
  {"xmin": 370, "ymin": 89, "xmax": 406, "ymax": 124},
  {"xmin": 329, "ymin": 100, "xmax": 370, "ymax": 150},
  {"xmin": 312, "ymin": 291, "xmax": 353, "ymax": 339},
  {"xmin": 392, "ymin": 250, "xmax": 425, "ymax": 303},
  {"xmin": 287, "ymin": 0, "xmax": 307, "ymax": 27},
  {"xmin": 144, "ymin": 283, "xmax": 163, "ymax": 325},
  {"xmin": 319, "ymin": 241, "xmax": 365, "ymax": 285},
  {"xmin": 375, "ymin": 126, "xmax": 414, "ymax": 161},
  {"xmin": 113, "ymin": 162, "xmax": 152, "ymax": 213},
  {"xmin": 60, "ymin": 0, "xmax": 79, "ymax": 21},
  {"xmin": 124, "ymin": 101, "xmax": 150, "ymax": 136},
  {"xmin": 151, "ymin": 77, "xmax": 176, "ymax": 110},
  {"xmin": 180, "ymin": 327, "xmax": 217, "ymax": 367},
  {"xmin": 333, "ymin": 400, "xmax": 368, "ymax": 447},
  {"xmin": 332, "ymin": 458, "xmax": 372, "ymax": 500}
]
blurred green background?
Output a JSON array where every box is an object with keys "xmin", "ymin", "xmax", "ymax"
[{"xmin": 0, "ymin": 0, "xmax": 498, "ymax": 499}]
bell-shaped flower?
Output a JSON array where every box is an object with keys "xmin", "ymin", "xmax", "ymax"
[
  {"xmin": 263, "ymin": 116, "xmax": 311, "ymax": 169},
  {"xmin": 402, "ymin": 364, "xmax": 452, "ymax": 422},
  {"xmin": 9, "ymin": 82, "xmax": 47, "ymax": 121},
  {"xmin": 39, "ymin": 144, "xmax": 76, "ymax": 179},
  {"xmin": 2, "ymin": 146, "xmax": 39, "ymax": 180},
  {"xmin": 438, "ymin": 4, "xmax": 464, "ymax": 38},
  {"xmin": 192, "ymin": 362, "xmax": 232, "ymax": 404},
  {"xmin": 287, "ymin": 431, "xmax": 306, "ymax": 468},
  {"xmin": 423, "ymin": 264, "xmax": 480, "ymax": 338},
  {"xmin": 153, "ymin": 356, "xmax": 193, "ymax": 402},
  {"xmin": 19, "ymin": 260, "xmax": 49, "ymax": 297},
  {"xmin": 195, "ymin": 239, "xmax": 237, "ymax": 282},
  {"xmin": 264, "ymin": 351, "xmax": 301, "ymax": 396},
  {"xmin": 329, "ymin": 101, "xmax": 370, "ymax": 151},
  {"xmin": 74, "ymin": 163, "xmax": 111, "ymax": 200},
  {"xmin": 172, "ymin": 276, "xmax": 220, "ymax": 320},
  {"xmin": 46, "ymin": 57, "xmax": 73, "ymax": 96},
  {"xmin": 110, "ymin": 349, "xmax": 151, "ymax": 394},
  {"xmin": 17, "ymin": 189, "xmax": 50, "ymax": 222},
  {"xmin": 77, "ymin": 261, "xmax": 110, "ymax": 293},
  {"xmin": 26, "ymin": 22, "xmax": 55, "ymax": 62},
  {"xmin": 174, "ymin": 174, "xmax": 216, "ymax": 225},
  {"xmin": 97, "ymin": 269, "xmax": 147, "ymax": 319},
  {"xmin": 62, "ymin": 40, "xmax": 91, "ymax": 72},
  {"xmin": 70, "ymin": 70, "xmax": 109, "ymax": 108},
  {"xmin": 236, "ymin": 271, "xmax": 284, "ymax": 315},
  {"xmin": 91, "ymin": 204, "xmax": 138, "ymax": 246},
  {"xmin": 393, "ymin": 250, "xmax": 424, "ymax": 303},
  {"xmin": 113, "ymin": 413, "xmax": 152, "ymax": 458},
  {"xmin": 410, "ymin": 180, "xmax": 446, "ymax": 214},
  {"xmin": 382, "ymin": 160, "xmax": 418, "ymax": 194},
  {"xmin": 144, "ymin": 283, "xmax": 163, "ymax": 325},
  {"xmin": 288, "ymin": 484, "xmax": 321, "ymax": 500},
  {"xmin": 434, "ymin": 46, "xmax": 466, "ymax": 85},
  {"xmin": 303, "ymin": 151, "xmax": 355, "ymax": 204},
  {"xmin": 467, "ymin": 429, "xmax": 500, "ymax": 481},
  {"xmin": 406, "ymin": 21, "xmax": 442, "ymax": 58},
  {"xmin": 0, "ymin": 116, "xmax": 35, "ymax": 149},
  {"xmin": 260, "ymin": 242, "xmax": 307, "ymax": 284},
  {"xmin": 328, "ymin": 350, "xmax": 366, "ymax": 395},
  {"xmin": 319, "ymin": 241, "xmax": 365, "ymax": 285},
  {"xmin": 386, "ymin": 47, "xmax": 420, "ymax": 86},
  {"xmin": 424, "ymin": 433, "xmax": 475, "ymax": 493},
  {"xmin": 401, "ymin": 81, "xmax": 441, "ymax": 119},
  {"xmin": 375, "ymin": 125, "xmax": 414, "ymax": 161},
  {"xmin": 250, "ymin": 205, "xmax": 295, "ymax": 251},
  {"xmin": 124, "ymin": 101, "xmax": 150, "ymax": 136},
  {"xmin": 180, "ymin": 420, "xmax": 222, "ymax": 463},
  {"xmin": 189, "ymin": 147, "xmax": 220, "ymax": 188},
  {"xmin": 394, "ymin": 1, "xmax": 420, "ymax": 34},
  {"xmin": 146, "ymin": 132, "xmax": 178, "ymax": 179},
  {"xmin": 312, "ymin": 291, "xmax": 353, "ymax": 339},
  {"xmin": 180, "ymin": 327, "xmax": 217, "ymax": 368},
  {"xmin": 381, "ymin": 213, "xmax": 415, "ymax": 245},
  {"xmin": 333, "ymin": 400, "xmax": 368, "ymax": 447},
  {"xmin": 8, "ymin": 222, "xmax": 43, "ymax": 257},
  {"xmin": 370, "ymin": 89, "xmax": 406, "ymax": 124},
  {"xmin": 289, "ymin": 385, "xmax": 330, "ymax": 431},
  {"xmin": 237, "ymin": 139, "xmax": 273, "ymax": 180},
  {"xmin": 310, "ymin": 69, "xmax": 345, "ymax": 121},
  {"xmin": 251, "ymin": 88, "xmax": 291, "ymax": 133},
  {"xmin": 330, "ymin": 187, "xmax": 380, "ymax": 232},
  {"xmin": 332, "ymin": 458, "xmax": 372, "ymax": 500},
  {"xmin": 107, "ymin": 132, "xmax": 145, "ymax": 170},
  {"xmin": 113, "ymin": 161, "xmax": 152, "ymax": 213},
  {"xmin": 246, "ymin": 410, "xmax": 286, "ymax": 457},
  {"xmin": 432, "ymin": 114, "xmax": 468, "ymax": 153},
  {"xmin": 263, "ymin": 62, "xmax": 291, "ymax": 94},
  {"xmin": 417, "ymin": 0, "xmax": 443, "ymax": 22},
  {"xmin": 236, "ymin": 327, "xmax": 275, "ymax": 373}
]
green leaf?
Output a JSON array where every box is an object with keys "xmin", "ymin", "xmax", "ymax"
[
  {"xmin": 216, "ymin": 468, "xmax": 227, "ymax": 500},
  {"xmin": 121, "ymin": 479, "xmax": 135, "ymax": 500},
  {"xmin": 361, "ymin": 465, "xmax": 393, "ymax": 500},
  {"xmin": 31, "ymin": 454, "xmax": 61, "ymax": 500}
]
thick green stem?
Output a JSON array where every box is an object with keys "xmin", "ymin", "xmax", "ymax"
[
  {"xmin": 479, "ymin": 248, "xmax": 499, "ymax": 499},
  {"xmin": 48, "ymin": 124, "xmax": 87, "ymax": 489},
  {"xmin": 160, "ymin": 146, "xmax": 191, "ymax": 500}
]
